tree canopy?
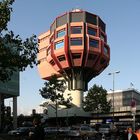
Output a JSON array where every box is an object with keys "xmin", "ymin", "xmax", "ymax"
[
  {"xmin": 0, "ymin": 0, "xmax": 38, "ymax": 82},
  {"xmin": 39, "ymin": 75, "xmax": 72, "ymax": 108},
  {"xmin": 83, "ymin": 84, "xmax": 111, "ymax": 113}
]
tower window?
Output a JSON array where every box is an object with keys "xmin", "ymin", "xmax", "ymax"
[
  {"xmin": 55, "ymin": 40, "xmax": 64, "ymax": 49},
  {"xmin": 100, "ymin": 33, "xmax": 106, "ymax": 42},
  {"xmin": 89, "ymin": 39, "xmax": 98, "ymax": 48},
  {"xmin": 72, "ymin": 53, "xmax": 81, "ymax": 59},
  {"xmin": 71, "ymin": 26, "xmax": 82, "ymax": 34},
  {"xmin": 57, "ymin": 29, "xmax": 65, "ymax": 38},
  {"xmin": 49, "ymin": 60, "xmax": 55, "ymax": 66},
  {"xmin": 71, "ymin": 38, "xmax": 82, "ymax": 46},
  {"xmin": 104, "ymin": 46, "xmax": 108, "ymax": 55},
  {"xmin": 88, "ymin": 27, "xmax": 97, "ymax": 36},
  {"xmin": 57, "ymin": 55, "xmax": 66, "ymax": 61},
  {"xmin": 88, "ymin": 54, "xmax": 97, "ymax": 60},
  {"xmin": 100, "ymin": 58, "xmax": 106, "ymax": 64}
]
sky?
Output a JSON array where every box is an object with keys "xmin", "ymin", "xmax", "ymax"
[{"xmin": 6, "ymin": 0, "xmax": 140, "ymax": 115}]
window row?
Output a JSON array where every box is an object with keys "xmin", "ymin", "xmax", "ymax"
[
  {"xmin": 55, "ymin": 38, "xmax": 99, "ymax": 49},
  {"xmin": 50, "ymin": 26, "xmax": 104, "ymax": 42},
  {"xmin": 49, "ymin": 53, "xmax": 98, "ymax": 66},
  {"xmin": 56, "ymin": 26, "xmax": 97, "ymax": 37},
  {"xmin": 55, "ymin": 38, "xmax": 83, "ymax": 50},
  {"xmin": 47, "ymin": 39, "xmax": 108, "ymax": 55},
  {"xmin": 56, "ymin": 26, "xmax": 83, "ymax": 39}
]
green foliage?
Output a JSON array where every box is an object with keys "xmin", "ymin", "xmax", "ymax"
[
  {"xmin": 0, "ymin": 0, "xmax": 39, "ymax": 82},
  {"xmin": 0, "ymin": 0, "xmax": 15, "ymax": 31},
  {"xmin": 39, "ymin": 75, "xmax": 72, "ymax": 108},
  {"xmin": 83, "ymin": 84, "xmax": 111, "ymax": 113}
]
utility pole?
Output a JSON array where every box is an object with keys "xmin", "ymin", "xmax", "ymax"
[{"xmin": 108, "ymin": 71, "xmax": 120, "ymax": 124}]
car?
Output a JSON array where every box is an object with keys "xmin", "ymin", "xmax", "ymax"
[
  {"xmin": 80, "ymin": 126, "xmax": 97, "ymax": 137},
  {"xmin": 68, "ymin": 125, "xmax": 97, "ymax": 139},
  {"xmin": 8, "ymin": 129, "xmax": 19, "ymax": 135},
  {"xmin": 99, "ymin": 124, "xmax": 111, "ymax": 136},
  {"xmin": 44, "ymin": 127, "xmax": 58, "ymax": 136},
  {"xmin": 68, "ymin": 126, "xmax": 80, "ymax": 137},
  {"xmin": 59, "ymin": 127, "xmax": 70, "ymax": 136},
  {"xmin": 8, "ymin": 127, "xmax": 33, "ymax": 136}
]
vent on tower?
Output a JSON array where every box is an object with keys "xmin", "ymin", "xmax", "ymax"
[{"xmin": 72, "ymin": 8, "xmax": 82, "ymax": 12}]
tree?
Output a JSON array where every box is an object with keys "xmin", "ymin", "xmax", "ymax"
[
  {"xmin": 0, "ymin": 0, "xmax": 38, "ymax": 82},
  {"xmin": 83, "ymin": 84, "xmax": 111, "ymax": 113},
  {"xmin": 39, "ymin": 75, "xmax": 72, "ymax": 127}
]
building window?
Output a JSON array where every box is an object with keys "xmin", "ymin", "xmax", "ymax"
[
  {"xmin": 100, "ymin": 58, "xmax": 106, "ymax": 64},
  {"xmin": 89, "ymin": 39, "xmax": 98, "ymax": 48},
  {"xmin": 49, "ymin": 60, "xmax": 55, "ymax": 66},
  {"xmin": 88, "ymin": 27, "xmax": 97, "ymax": 36},
  {"xmin": 71, "ymin": 26, "xmax": 82, "ymax": 34},
  {"xmin": 72, "ymin": 53, "xmax": 81, "ymax": 59},
  {"xmin": 100, "ymin": 33, "xmax": 106, "ymax": 42},
  {"xmin": 88, "ymin": 54, "xmax": 97, "ymax": 60},
  {"xmin": 104, "ymin": 46, "xmax": 108, "ymax": 55},
  {"xmin": 57, "ymin": 55, "xmax": 66, "ymax": 61},
  {"xmin": 57, "ymin": 29, "xmax": 65, "ymax": 38},
  {"xmin": 55, "ymin": 40, "xmax": 64, "ymax": 49},
  {"xmin": 71, "ymin": 38, "xmax": 82, "ymax": 46}
]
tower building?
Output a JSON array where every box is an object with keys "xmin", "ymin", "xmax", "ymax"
[{"xmin": 38, "ymin": 9, "xmax": 110, "ymax": 108}]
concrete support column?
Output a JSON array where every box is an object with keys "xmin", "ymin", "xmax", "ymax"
[
  {"xmin": 0, "ymin": 94, "xmax": 2, "ymax": 129},
  {"xmin": 13, "ymin": 96, "xmax": 17, "ymax": 129},
  {"xmin": 70, "ymin": 90, "xmax": 83, "ymax": 107}
]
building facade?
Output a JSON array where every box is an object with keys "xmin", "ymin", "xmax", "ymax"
[
  {"xmin": 0, "ymin": 72, "xmax": 19, "ymax": 129},
  {"xmin": 92, "ymin": 89, "xmax": 140, "ymax": 126},
  {"xmin": 108, "ymin": 89, "xmax": 140, "ymax": 112},
  {"xmin": 38, "ymin": 9, "xmax": 110, "ymax": 111}
]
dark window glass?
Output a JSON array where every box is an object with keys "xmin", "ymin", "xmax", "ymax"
[
  {"xmin": 70, "ymin": 12, "xmax": 84, "ymax": 22},
  {"xmin": 50, "ymin": 22, "xmax": 55, "ymax": 33},
  {"xmin": 104, "ymin": 46, "xmax": 108, "ymax": 54},
  {"xmin": 88, "ymin": 54, "xmax": 97, "ymax": 60},
  {"xmin": 55, "ymin": 41, "xmax": 64, "ymax": 49},
  {"xmin": 100, "ymin": 33, "xmax": 106, "ymax": 42},
  {"xmin": 50, "ymin": 60, "xmax": 55, "ymax": 66},
  {"xmin": 86, "ymin": 12, "xmax": 97, "ymax": 25},
  {"xmin": 56, "ymin": 14, "xmax": 67, "ymax": 27},
  {"xmin": 72, "ymin": 53, "xmax": 81, "ymax": 59},
  {"xmin": 88, "ymin": 27, "xmax": 96, "ymax": 36},
  {"xmin": 57, "ymin": 55, "xmax": 66, "ymax": 61},
  {"xmin": 71, "ymin": 26, "xmax": 82, "ymax": 34},
  {"xmin": 89, "ymin": 39, "xmax": 98, "ymax": 48},
  {"xmin": 99, "ymin": 18, "xmax": 105, "ymax": 32},
  {"xmin": 57, "ymin": 29, "xmax": 65, "ymax": 38},
  {"xmin": 71, "ymin": 38, "xmax": 82, "ymax": 46},
  {"xmin": 100, "ymin": 58, "xmax": 106, "ymax": 64},
  {"xmin": 38, "ymin": 39, "xmax": 40, "ymax": 43}
]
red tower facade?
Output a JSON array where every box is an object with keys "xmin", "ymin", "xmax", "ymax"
[{"xmin": 38, "ymin": 9, "xmax": 110, "ymax": 93}]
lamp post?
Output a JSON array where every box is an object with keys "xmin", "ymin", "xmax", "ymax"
[
  {"xmin": 108, "ymin": 71, "xmax": 120, "ymax": 124},
  {"xmin": 130, "ymin": 84, "xmax": 136, "ymax": 131}
]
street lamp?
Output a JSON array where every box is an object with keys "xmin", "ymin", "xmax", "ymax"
[{"xmin": 108, "ymin": 71, "xmax": 120, "ymax": 124}]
